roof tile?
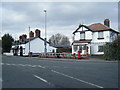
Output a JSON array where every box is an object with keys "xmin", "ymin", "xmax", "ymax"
[{"xmin": 88, "ymin": 23, "xmax": 111, "ymax": 31}]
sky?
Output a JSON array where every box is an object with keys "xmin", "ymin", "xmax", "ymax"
[{"xmin": 0, "ymin": 1, "xmax": 119, "ymax": 42}]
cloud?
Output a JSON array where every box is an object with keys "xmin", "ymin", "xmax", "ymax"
[{"xmin": 1, "ymin": 2, "xmax": 118, "ymax": 41}]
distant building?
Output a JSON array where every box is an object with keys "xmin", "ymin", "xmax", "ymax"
[
  {"xmin": 51, "ymin": 45, "xmax": 72, "ymax": 53},
  {"xmin": 72, "ymin": 19, "xmax": 119, "ymax": 56},
  {"xmin": 11, "ymin": 29, "xmax": 56, "ymax": 56}
]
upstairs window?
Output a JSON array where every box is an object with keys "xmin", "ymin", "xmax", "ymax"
[
  {"xmin": 80, "ymin": 32, "xmax": 85, "ymax": 40},
  {"xmin": 98, "ymin": 31, "xmax": 104, "ymax": 39}
]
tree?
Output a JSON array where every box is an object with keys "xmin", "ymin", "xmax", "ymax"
[
  {"xmin": 2, "ymin": 34, "xmax": 14, "ymax": 52},
  {"xmin": 49, "ymin": 33, "xmax": 70, "ymax": 45}
]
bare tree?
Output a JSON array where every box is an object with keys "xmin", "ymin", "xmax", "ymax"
[{"xmin": 49, "ymin": 33, "xmax": 70, "ymax": 45}]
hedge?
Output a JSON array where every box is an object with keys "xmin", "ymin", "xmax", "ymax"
[{"xmin": 104, "ymin": 36, "xmax": 120, "ymax": 60}]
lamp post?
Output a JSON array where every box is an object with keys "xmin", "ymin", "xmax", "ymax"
[
  {"xmin": 29, "ymin": 26, "xmax": 30, "ymax": 56},
  {"xmin": 44, "ymin": 10, "xmax": 47, "ymax": 56}
]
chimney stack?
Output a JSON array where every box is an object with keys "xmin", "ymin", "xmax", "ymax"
[
  {"xmin": 35, "ymin": 29, "xmax": 41, "ymax": 37},
  {"xmin": 19, "ymin": 35, "xmax": 22, "ymax": 40},
  {"xmin": 29, "ymin": 31, "xmax": 34, "ymax": 38},
  {"xmin": 104, "ymin": 19, "xmax": 110, "ymax": 27},
  {"xmin": 22, "ymin": 34, "xmax": 27, "ymax": 40}
]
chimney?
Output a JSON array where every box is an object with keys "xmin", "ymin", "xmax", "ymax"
[
  {"xmin": 29, "ymin": 31, "xmax": 34, "ymax": 38},
  {"xmin": 19, "ymin": 35, "xmax": 22, "ymax": 40},
  {"xmin": 104, "ymin": 19, "xmax": 110, "ymax": 27},
  {"xmin": 35, "ymin": 29, "xmax": 41, "ymax": 37},
  {"xmin": 22, "ymin": 34, "xmax": 27, "ymax": 40}
]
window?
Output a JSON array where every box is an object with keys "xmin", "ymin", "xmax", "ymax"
[
  {"xmin": 80, "ymin": 32, "xmax": 85, "ymax": 39},
  {"xmin": 98, "ymin": 46, "xmax": 104, "ymax": 52},
  {"xmin": 98, "ymin": 32, "xmax": 104, "ymax": 39},
  {"xmin": 74, "ymin": 46, "xmax": 78, "ymax": 52}
]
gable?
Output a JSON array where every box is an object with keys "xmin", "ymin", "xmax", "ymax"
[{"xmin": 73, "ymin": 24, "xmax": 92, "ymax": 34}]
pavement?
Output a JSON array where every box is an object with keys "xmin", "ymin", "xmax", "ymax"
[{"xmin": 2, "ymin": 55, "xmax": 118, "ymax": 88}]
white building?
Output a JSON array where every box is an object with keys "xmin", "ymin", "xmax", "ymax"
[
  {"xmin": 11, "ymin": 29, "xmax": 56, "ymax": 56},
  {"xmin": 72, "ymin": 19, "xmax": 119, "ymax": 56}
]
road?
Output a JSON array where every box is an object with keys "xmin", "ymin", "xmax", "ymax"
[{"xmin": 2, "ymin": 55, "xmax": 118, "ymax": 88}]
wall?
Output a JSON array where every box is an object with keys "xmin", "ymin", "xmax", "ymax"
[
  {"xmin": 25, "ymin": 37, "xmax": 56, "ymax": 55},
  {"xmin": 74, "ymin": 27, "xmax": 92, "ymax": 40},
  {"xmin": 25, "ymin": 38, "xmax": 45, "ymax": 54},
  {"xmin": 85, "ymin": 31, "xmax": 92, "ymax": 40},
  {"xmin": 90, "ymin": 31, "xmax": 110, "ymax": 55},
  {"xmin": 74, "ymin": 32, "xmax": 80, "ymax": 40}
]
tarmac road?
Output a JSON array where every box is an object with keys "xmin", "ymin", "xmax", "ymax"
[{"xmin": 2, "ymin": 55, "xmax": 118, "ymax": 88}]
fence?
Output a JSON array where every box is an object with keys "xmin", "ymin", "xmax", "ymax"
[
  {"xmin": 38, "ymin": 53, "xmax": 77, "ymax": 58},
  {"xmin": 38, "ymin": 53, "xmax": 88, "ymax": 59}
]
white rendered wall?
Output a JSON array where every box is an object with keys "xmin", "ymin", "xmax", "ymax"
[
  {"xmin": 25, "ymin": 38, "xmax": 45, "ymax": 55},
  {"xmin": 74, "ymin": 32, "xmax": 80, "ymax": 40},
  {"xmin": 85, "ymin": 31, "xmax": 92, "ymax": 40},
  {"xmin": 47, "ymin": 45, "xmax": 56, "ymax": 53},
  {"xmin": 73, "ymin": 29, "xmax": 118, "ymax": 55},
  {"xmin": 92, "ymin": 31, "xmax": 110, "ymax": 43},
  {"xmin": 77, "ymin": 27, "xmax": 88, "ymax": 31},
  {"xmin": 24, "ymin": 38, "xmax": 56, "ymax": 55}
]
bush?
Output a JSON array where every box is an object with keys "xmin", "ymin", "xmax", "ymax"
[{"xmin": 104, "ymin": 36, "xmax": 120, "ymax": 60}]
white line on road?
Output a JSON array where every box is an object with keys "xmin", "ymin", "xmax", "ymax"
[
  {"xmin": 34, "ymin": 75, "xmax": 48, "ymax": 83},
  {"xmin": 51, "ymin": 70, "xmax": 104, "ymax": 88},
  {"xmin": 4, "ymin": 63, "xmax": 46, "ymax": 69},
  {"xmin": 33, "ymin": 75, "xmax": 55, "ymax": 87}
]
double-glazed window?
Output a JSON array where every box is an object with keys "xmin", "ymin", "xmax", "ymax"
[
  {"xmin": 98, "ymin": 31, "xmax": 104, "ymax": 39},
  {"xmin": 80, "ymin": 32, "xmax": 85, "ymax": 39},
  {"xmin": 98, "ymin": 46, "xmax": 104, "ymax": 52}
]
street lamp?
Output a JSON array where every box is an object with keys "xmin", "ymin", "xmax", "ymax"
[
  {"xmin": 44, "ymin": 10, "xmax": 47, "ymax": 56},
  {"xmin": 29, "ymin": 26, "xmax": 30, "ymax": 55}
]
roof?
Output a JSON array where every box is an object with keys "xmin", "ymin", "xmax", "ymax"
[
  {"xmin": 50, "ymin": 45, "xmax": 71, "ymax": 48},
  {"xmin": 73, "ymin": 40, "xmax": 92, "ymax": 43},
  {"xmin": 12, "ymin": 36, "xmax": 49, "ymax": 45},
  {"xmin": 88, "ymin": 23, "xmax": 111, "ymax": 31},
  {"xmin": 73, "ymin": 23, "xmax": 119, "ymax": 34}
]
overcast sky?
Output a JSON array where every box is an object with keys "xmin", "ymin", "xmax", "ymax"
[{"xmin": 0, "ymin": 2, "xmax": 118, "ymax": 42}]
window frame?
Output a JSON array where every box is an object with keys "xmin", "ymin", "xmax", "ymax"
[
  {"xmin": 98, "ymin": 46, "xmax": 104, "ymax": 52},
  {"xmin": 98, "ymin": 31, "xmax": 104, "ymax": 39}
]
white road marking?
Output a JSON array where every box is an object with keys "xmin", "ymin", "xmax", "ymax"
[
  {"xmin": 4, "ymin": 63, "xmax": 45, "ymax": 68},
  {"xmin": 33, "ymin": 75, "xmax": 48, "ymax": 83},
  {"xmin": 33, "ymin": 75, "xmax": 55, "ymax": 87},
  {"xmin": 37, "ymin": 65, "xmax": 46, "ymax": 69},
  {"xmin": 51, "ymin": 70, "xmax": 104, "ymax": 88},
  {"xmin": 6, "ymin": 63, "xmax": 11, "ymax": 66},
  {"xmin": 1, "ymin": 63, "xmax": 4, "ymax": 65}
]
